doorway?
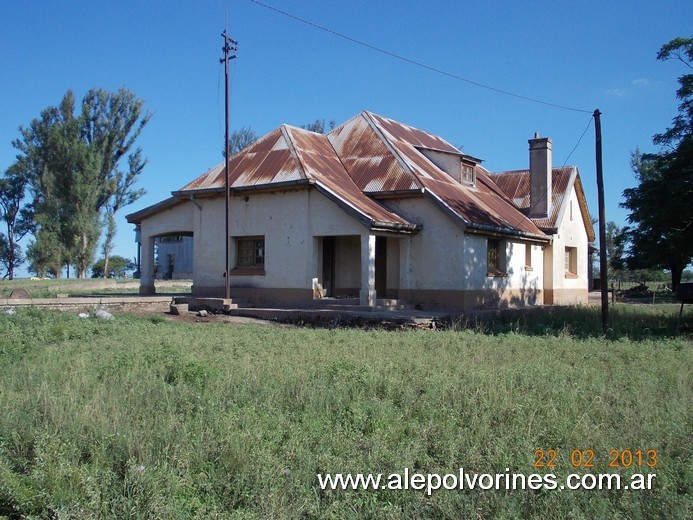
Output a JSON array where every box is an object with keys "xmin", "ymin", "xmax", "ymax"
[
  {"xmin": 375, "ymin": 236, "xmax": 387, "ymax": 297},
  {"xmin": 322, "ymin": 237, "xmax": 336, "ymax": 296}
]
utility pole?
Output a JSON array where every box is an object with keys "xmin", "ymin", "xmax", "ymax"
[
  {"xmin": 221, "ymin": 29, "xmax": 237, "ymax": 302},
  {"xmin": 594, "ymin": 109, "xmax": 609, "ymax": 332}
]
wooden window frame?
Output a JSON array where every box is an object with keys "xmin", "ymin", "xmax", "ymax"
[
  {"xmin": 524, "ymin": 243, "xmax": 533, "ymax": 271},
  {"xmin": 565, "ymin": 246, "xmax": 578, "ymax": 278},
  {"xmin": 234, "ymin": 236, "xmax": 265, "ymax": 273},
  {"xmin": 487, "ymin": 238, "xmax": 507, "ymax": 277}
]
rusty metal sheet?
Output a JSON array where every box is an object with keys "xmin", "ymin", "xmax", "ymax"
[
  {"xmin": 489, "ymin": 167, "xmax": 574, "ymax": 229},
  {"xmin": 369, "ymin": 112, "xmax": 460, "ymax": 154},
  {"xmin": 174, "ymin": 109, "xmax": 579, "ymax": 239},
  {"xmin": 328, "ymin": 111, "xmax": 546, "ymax": 237},
  {"xmin": 285, "ymin": 126, "xmax": 413, "ymax": 225},
  {"xmin": 328, "ymin": 114, "xmax": 420, "ymax": 192}
]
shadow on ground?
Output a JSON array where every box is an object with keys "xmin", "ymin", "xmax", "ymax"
[{"xmin": 448, "ymin": 303, "xmax": 693, "ymax": 341}]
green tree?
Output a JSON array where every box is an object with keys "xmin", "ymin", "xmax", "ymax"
[
  {"xmin": 621, "ymin": 38, "xmax": 693, "ymax": 289},
  {"xmin": 0, "ymin": 165, "xmax": 32, "ymax": 279},
  {"xmin": 81, "ymin": 89, "xmax": 150, "ymax": 278},
  {"xmin": 90, "ymin": 255, "xmax": 136, "ymax": 278},
  {"xmin": 604, "ymin": 221, "xmax": 627, "ymax": 280},
  {"xmin": 12, "ymin": 88, "xmax": 150, "ymax": 278}
]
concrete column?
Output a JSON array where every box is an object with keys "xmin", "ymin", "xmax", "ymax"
[
  {"xmin": 543, "ymin": 244, "xmax": 554, "ymax": 305},
  {"xmin": 360, "ymin": 234, "xmax": 377, "ymax": 306},
  {"xmin": 139, "ymin": 235, "xmax": 156, "ymax": 295}
]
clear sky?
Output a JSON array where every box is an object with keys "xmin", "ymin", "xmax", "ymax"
[{"xmin": 1, "ymin": 1, "xmax": 691, "ymax": 276}]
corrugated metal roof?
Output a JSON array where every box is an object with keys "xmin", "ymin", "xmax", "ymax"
[
  {"xmin": 490, "ymin": 167, "xmax": 595, "ymax": 242},
  {"xmin": 175, "ymin": 124, "xmax": 416, "ymax": 231},
  {"xmin": 328, "ymin": 114, "xmax": 421, "ymax": 192},
  {"xmin": 329, "ymin": 111, "xmax": 547, "ymax": 239},
  {"xmin": 161, "ymin": 110, "xmax": 589, "ymax": 241},
  {"xmin": 490, "ymin": 167, "xmax": 573, "ymax": 229}
]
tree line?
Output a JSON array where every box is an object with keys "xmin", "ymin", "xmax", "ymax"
[
  {"xmin": 1, "ymin": 38, "xmax": 690, "ymax": 286},
  {"xmin": 0, "ymin": 88, "xmax": 149, "ymax": 279},
  {"xmin": 618, "ymin": 37, "xmax": 693, "ymax": 289}
]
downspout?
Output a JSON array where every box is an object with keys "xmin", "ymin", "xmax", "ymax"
[{"xmin": 189, "ymin": 195, "xmax": 203, "ymax": 211}]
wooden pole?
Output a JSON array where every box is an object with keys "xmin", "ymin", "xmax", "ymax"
[
  {"xmin": 221, "ymin": 29, "xmax": 237, "ymax": 302},
  {"xmin": 594, "ymin": 109, "xmax": 609, "ymax": 332}
]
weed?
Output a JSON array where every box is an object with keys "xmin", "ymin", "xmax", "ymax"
[{"xmin": 0, "ymin": 311, "xmax": 689, "ymax": 518}]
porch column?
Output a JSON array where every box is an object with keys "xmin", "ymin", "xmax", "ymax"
[
  {"xmin": 360, "ymin": 234, "xmax": 376, "ymax": 307},
  {"xmin": 139, "ymin": 235, "xmax": 156, "ymax": 295},
  {"xmin": 399, "ymin": 237, "xmax": 412, "ymax": 300}
]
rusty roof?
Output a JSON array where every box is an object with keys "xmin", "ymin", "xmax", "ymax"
[
  {"xmin": 328, "ymin": 111, "xmax": 547, "ymax": 240},
  {"xmin": 174, "ymin": 124, "xmax": 417, "ymax": 232},
  {"xmin": 149, "ymin": 110, "xmax": 591, "ymax": 241},
  {"xmin": 490, "ymin": 167, "xmax": 596, "ymax": 242}
]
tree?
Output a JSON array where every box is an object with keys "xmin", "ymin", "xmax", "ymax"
[
  {"xmin": 653, "ymin": 37, "xmax": 693, "ymax": 148},
  {"xmin": 12, "ymin": 88, "xmax": 150, "ymax": 278},
  {"xmin": 621, "ymin": 38, "xmax": 693, "ymax": 289},
  {"xmin": 224, "ymin": 126, "xmax": 259, "ymax": 157},
  {"xmin": 81, "ymin": 88, "xmax": 150, "ymax": 278},
  {"xmin": 604, "ymin": 221, "xmax": 627, "ymax": 280},
  {"xmin": 0, "ymin": 165, "xmax": 32, "ymax": 279},
  {"xmin": 301, "ymin": 119, "xmax": 335, "ymax": 134},
  {"xmin": 90, "ymin": 255, "xmax": 136, "ymax": 278}
]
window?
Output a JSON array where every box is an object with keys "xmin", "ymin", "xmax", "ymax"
[
  {"xmin": 487, "ymin": 238, "xmax": 506, "ymax": 275},
  {"xmin": 565, "ymin": 246, "xmax": 578, "ymax": 277},
  {"xmin": 525, "ymin": 244, "xmax": 533, "ymax": 270},
  {"xmin": 461, "ymin": 163, "xmax": 476, "ymax": 185},
  {"xmin": 160, "ymin": 235, "xmax": 182, "ymax": 243},
  {"xmin": 236, "ymin": 237, "xmax": 265, "ymax": 268}
]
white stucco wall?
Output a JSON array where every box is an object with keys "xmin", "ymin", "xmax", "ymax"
[
  {"xmin": 546, "ymin": 186, "xmax": 589, "ymax": 304},
  {"xmin": 463, "ymin": 234, "xmax": 544, "ymax": 305},
  {"xmin": 386, "ymin": 197, "xmax": 466, "ymax": 291},
  {"xmin": 190, "ymin": 189, "xmax": 371, "ymax": 294}
]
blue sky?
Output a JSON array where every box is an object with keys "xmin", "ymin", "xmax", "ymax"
[{"xmin": 1, "ymin": 1, "xmax": 691, "ymax": 276}]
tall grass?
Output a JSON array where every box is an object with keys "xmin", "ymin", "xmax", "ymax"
[{"xmin": 0, "ymin": 309, "xmax": 690, "ymax": 518}]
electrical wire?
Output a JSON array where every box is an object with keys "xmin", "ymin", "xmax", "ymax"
[
  {"xmin": 245, "ymin": 1, "xmax": 599, "ymax": 238},
  {"xmin": 247, "ymin": 0, "xmax": 593, "ymax": 114},
  {"xmin": 559, "ymin": 114, "xmax": 594, "ymax": 169},
  {"xmin": 513, "ymin": 113, "xmax": 595, "ymax": 232}
]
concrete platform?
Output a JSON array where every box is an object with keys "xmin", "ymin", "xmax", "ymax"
[
  {"xmin": 0, "ymin": 295, "xmax": 173, "ymax": 310},
  {"xmin": 225, "ymin": 305, "xmax": 450, "ymax": 329}
]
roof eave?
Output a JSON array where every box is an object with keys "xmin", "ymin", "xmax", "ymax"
[
  {"xmin": 174, "ymin": 179, "xmax": 314, "ymax": 198},
  {"xmin": 371, "ymin": 221, "xmax": 422, "ymax": 235},
  {"xmin": 125, "ymin": 196, "xmax": 185, "ymax": 224},
  {"xmin": 465, "ymin": 222, "xmax": 551, "ymax": 243},
  {"xmin": 312, "ymin": 183, "xmax": 416, "ymax": 234}
]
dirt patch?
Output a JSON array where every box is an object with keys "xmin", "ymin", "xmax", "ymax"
[{"xmin": 120, "ymin": 303, "xmax": 286, "ymax": 327}]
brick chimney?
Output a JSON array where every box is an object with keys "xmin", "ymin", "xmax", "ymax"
[{"xmin": 528, "ymin": 133, "xmax": 552, "ymax": 218}]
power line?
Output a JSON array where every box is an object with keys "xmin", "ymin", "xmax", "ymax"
[
  {"xmin": 560, "ymin": 114, "xmax": 595, "ymax": 169},
  {"xmin": 247, "ymin": 0, "xmax": 593, "ymax": 114}
]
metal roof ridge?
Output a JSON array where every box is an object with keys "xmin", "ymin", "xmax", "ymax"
[
  {"xmin": 280, "ymin": 125, "xmax": 311, "ymax": 182},
  {"xmin": 361, "ymin": 111, "xmax": 425, "ymax": 189}
]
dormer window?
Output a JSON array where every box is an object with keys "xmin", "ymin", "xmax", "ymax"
[{"xmin": 417, "ymin": 148, "xmax": 481, "ymax": 186}]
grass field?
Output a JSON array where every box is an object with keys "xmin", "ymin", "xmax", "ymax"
[
  {"xmin": 0, "ymin": 279, "xmax": 191, "ymax": 299},
  {"xmin": 0, "ymin": 306, "xmax": 691, "ymax": 519}
]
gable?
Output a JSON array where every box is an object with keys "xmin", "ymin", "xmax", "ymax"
[{"xmin": 490, "ymin": 167, "xmax": 595, "ymax": 242}]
